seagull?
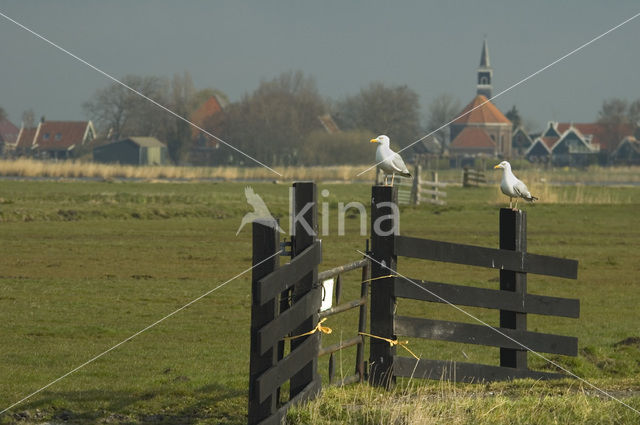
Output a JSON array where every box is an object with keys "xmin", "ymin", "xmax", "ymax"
[
  {"xmin": 494, "ymin": 161, "xmax": 538, "ymax": 209},
  {"xmin": 370, "ymin": 135, "xmax": 411, "ymax": 186},
  {"xmin": 236, "ymin": 186, "xmax": 285, "ymax": 235}
]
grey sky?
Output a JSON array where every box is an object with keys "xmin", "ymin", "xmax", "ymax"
[{"xmin": 1, "ymin": 1, "xmax": 639, "ymax": 134}]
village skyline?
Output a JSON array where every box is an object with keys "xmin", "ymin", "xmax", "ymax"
[{"xmin": 1, "ymin": 1, "xmax": 639, "ymax": 131}]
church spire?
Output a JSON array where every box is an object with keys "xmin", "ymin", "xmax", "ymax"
[
  {"xmin": 477, "ymin": 39, "xmax": 493, "ymax": 98},
  {"xmin": 480, "ymin": 39, "xmax": 490, "ymax": 67}
]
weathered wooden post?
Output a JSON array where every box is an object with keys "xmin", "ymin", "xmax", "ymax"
[
  {"xmin": 369, "ymin": 185, "xmax": 398, "ymax": 387},
  {"xmin": 289, "ymin": 181, "xmax": 321, "ymax": 398},
  {"xmin": 249, "ymin": 219, "xmax": 280, "ymax": 424},
  {"xmin": 411, "ymin": 164, "xmax": 421, "ymax": 205},
  {"xmin": 499, "ymin": 208, "xmax": 527, "ymax": 369}
]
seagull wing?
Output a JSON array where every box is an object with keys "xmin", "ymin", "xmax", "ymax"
[
  {"xmin": 389, "ymin": 151, "xmax": 410, "ymax": 175},
  {"xmin": 245, "ymin": 186, "xmax": 269, "ymax": 214},
  {"xmin": 512, "ymin": 179, "xmax": 531, "ymax": 198}
]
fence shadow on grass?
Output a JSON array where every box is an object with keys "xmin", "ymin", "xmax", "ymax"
[{"xmin": 13, "ymin": 382, "xmax": 247, "ymax": 425}]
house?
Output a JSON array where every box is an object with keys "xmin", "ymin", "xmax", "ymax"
[
  {"xmin": 12, "ymin": 119, "xmax": 96, "ymax": 159},
  {"xmin": 610, "ymin": 136, "xmax": 640, "ymax": 165},
  {"xmin": 448, "ymin": 40, "xmax": 513, "ymax": 158},
  {"xmin": 511, "ymin": 127, "xmax": 533, "ymax": 157},
  {"xmin": 0, "ymin": 118, "xmax": 19, "ymax": 156},
  {"xmin": 525, "ymin": 122, "xmax": 600, "ymax": 166},
  {"xmin": 93, "ymin": 137, "xmax": 168, "ymax": 165},
  {"xmin": 188, "ymin": 95, "xmax": 225, "ymax": 165}
]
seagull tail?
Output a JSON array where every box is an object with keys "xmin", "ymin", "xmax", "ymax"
[
  {"xmin": 400, "ymin": 171, "xmax": 412, "ymax": 178},
  {"xmin": 528, "ymin": 196, "xmax": 539, "ymax": 202}
]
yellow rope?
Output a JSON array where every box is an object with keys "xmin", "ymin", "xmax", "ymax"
[
  {"xmin": 359, "ymin": 331, "xmax": 419, "ymax": 360},
  {"xmin": 284, "ymin": 318, "xmax": 332, "ymax": 341},
  {"xmin": 361, "ymin": 274, "xmax": 396, "ymax": 284}
]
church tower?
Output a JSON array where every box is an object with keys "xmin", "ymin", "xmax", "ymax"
[{"xmin": 477, "ymin": 39, "xmax": 492, "ymax": 98}]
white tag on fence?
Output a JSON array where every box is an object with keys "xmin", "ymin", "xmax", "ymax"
[{"xmin": 320, "ymin": 279, "xmax": 334, "ymax": 312}]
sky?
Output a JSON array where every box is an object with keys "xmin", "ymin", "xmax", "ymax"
[{"xmin": 1, "ymin": 1, "xmax": 639, "ymax": 134}]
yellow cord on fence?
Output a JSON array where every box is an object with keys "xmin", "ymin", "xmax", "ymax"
[
  {"xmin": 361, "ymin": 274, "xmax": 396, "ymax": 284},
  {"xmin": 284, "ymin": 318, "xmax": 332, "ymax": 341},
  {"xmin": 359, "ymin": 331, "xmax": 420, "ymax": 360}
]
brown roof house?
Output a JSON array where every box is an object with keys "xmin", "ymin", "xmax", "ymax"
[
  {"xmin": 449, "ymin": 40, "xmax": 513, "ymax": 158},
  {"xmin": 188, "ymin": 95, "xmax": 225, "ymax": 165},
  {"xmin": 0, "ymin": 118, "xmax": 19, "ymax": 156},
  {"xmin": 14, "ymin": 119, "xmax": 96, "ymax": 159},
  {"xmin": 525, "ymin": 122, "xmax": 601, "ymax": 166}
]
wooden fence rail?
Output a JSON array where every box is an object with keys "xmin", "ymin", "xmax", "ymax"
[
  {"xmin": 397, "ymin": 165, "xmax": 447, "ymax": 205},
  {"xmin": 370, "ymin": 185, "xmax": 580, "ymax": 385},
  {"xmin": 463, "ymin": 167, "xmax": 486, "ymax": 187},
  {"xmin": 317, "ymin": 257, "xmax": 370, "ymax": 386}
]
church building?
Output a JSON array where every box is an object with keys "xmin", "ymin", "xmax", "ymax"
[{"xmin": 449, "ymin": 40, "xmax": 513, "ymax": 158}]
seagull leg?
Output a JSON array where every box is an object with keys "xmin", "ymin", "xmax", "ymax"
[
  {"xmin": 391, "ymin": 173, "xmax": 395, "ymax": 186},
  {"xmin": 509, "ymin": 198, "xmax": 512, "ymax": 209},
  {"xmin": 514, "ymin": 199, "xmax": 519, "ymax": 210}
]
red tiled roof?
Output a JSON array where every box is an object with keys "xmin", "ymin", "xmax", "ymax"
[
  {"xmin": 450, "ymin": 126, "xmax": 496, "ymax": 150},
  {"xmin": 556, "ymin": 122, "xmax": 634, "ymax": 152},
  {"xmin": 451, "ymin": 95, "xmax": 511, "ymax": 125},
  {"xmin": 0, "ymin": 119, "xmax": 19, "ymax": 143},
  {"xmin": 16, "ymin": 127, "xmax": 38, "ymax": 149},
  {"xmin": 540, "ymin": 136, "xmax": 558, "ymax": 150},
  {"xmin": 36, "ymin": 121, "xmax": 90, "ymax": 150},
  {"xmin": 190, "ymin": 96, "xmax": 223, "ymax": 139}
]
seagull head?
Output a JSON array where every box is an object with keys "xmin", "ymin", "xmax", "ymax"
[
  {"xmin": 370, "ymin": 135, "xmax": 390, "ymax": 147},
  {"xmin": 494, "ymin": 160, "xmax": 511, "ymax": 170}
]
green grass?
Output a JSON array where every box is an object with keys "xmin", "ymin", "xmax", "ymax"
[{"xmin": 0, "ymin": 179, "xmax": 639, "ymax": 424}]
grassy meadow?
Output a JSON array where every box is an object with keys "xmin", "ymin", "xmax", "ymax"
[{"xmin": 0, "ymin": 172, "xmax": 639, "ymax": 424}]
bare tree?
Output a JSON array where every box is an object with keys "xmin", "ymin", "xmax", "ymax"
[
  {"xmin": 83, "ymin": 74, "xmax": 169, "ymax": 139},
  {"xmin": 334, "ymin": 82, "xmax": 421, "ymax": 149},
  {"xmin": 213, "ymin": 71, "xmax": 325, "ymax": 166},
  {"xmin": 426, "ymin": 93, "xmax": 461, "ymax": 150},
  {"xmin": 597, "ymin": 98, "xmax": 632, "ymax": 149},
  {"xmin": 0, "ymin": 107, "xmax": 7, "ymax": 122},
  {"xmin": 22, "ymin": 108, "xmax": 35, "ymax": 128}
]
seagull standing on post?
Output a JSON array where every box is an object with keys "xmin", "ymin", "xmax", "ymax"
[
  {"xmin": 494, "ymin": 160, "xmax": 538, "ymax": 209},
  {"xmin": 370, "ymin": 135, "xmax": 411, "ymax": 186}
]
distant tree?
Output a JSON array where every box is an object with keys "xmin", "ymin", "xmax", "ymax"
[
  {"xmin": 334, "ymin": 82, "xmax": 421, "ymax": 149},
  {"xmin": 597, "ymin": 98, "xmax": 634, "ymax": 148},
  {"xmin": 0, "ymin": 107, "xmax": 6, "ymax": 122},
  {"xmin": 213, "ymin": 71, "xmax": 326, "ymax": 166},
  {"xmin": 425, "ymin": 93, "xmax": 461, "ymax": 152},
  {"xmin": 299, "ymin": 129, "xmax": 375, "ymax": 165},
  {"xmin": 83, "ymin": 74, "xmax": 169, "ymax": 139},
  {"xmin": 163, "ymin": 71, "xmax": 196, "ymax": 164},
  {"xmin": 22, "ymin": 108, "xmax": 35, "ymax": 128},
  {"xmin": 505, "ymin": 105, "xmax": 522, "ymax": 129}
]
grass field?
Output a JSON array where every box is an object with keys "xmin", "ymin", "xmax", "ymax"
[{"xmin": 0, "ymin": 177, "xmax": 639, "ymax": 424}]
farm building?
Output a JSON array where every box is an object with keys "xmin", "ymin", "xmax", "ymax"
[
  {"xmin": 10, "ymin": 119, "xmax": 96, "ymax": 159},
  {"xmin": 93, "ymin": 137, "xmax": 168, "ymax": 165}
]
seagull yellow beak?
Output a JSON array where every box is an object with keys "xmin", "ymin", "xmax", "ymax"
[
  {"xmin": 370, "ymin": 138, "xmax": 378, "ymax": 143},
  {"xmin": 494, "ymin": 164, "xmax": 501, "ymax": 169}
]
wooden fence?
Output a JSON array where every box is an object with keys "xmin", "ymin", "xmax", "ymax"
[
  {"xmin": 369, "ymin": 186, "xmax": 580, "ymax": 385},
  {"xmin": 249, "ymin": 182, "xmax": 371, "ymax": 424},
  {"xmin": 250, "ymin": 182, "xmax": 581, "ymax": 422},
  {"xmin": 462, "ymin": 167, "xmax": 486, "ymax": 187},
  {"xmin": 397, "ymin": 165, "xmax": 447, "ymax": 206}
]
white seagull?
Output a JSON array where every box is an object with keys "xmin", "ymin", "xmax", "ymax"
[
  {"xmin": 370, "ymin": 135, "xmax": 411, "ymax": 186},
  {"xmin": 494, "ymin": 161, "xmax": 538, "ymax": 209},
  {"xmin": 236, "ymin": 187, "xmax": 285, "ymax": 235}
]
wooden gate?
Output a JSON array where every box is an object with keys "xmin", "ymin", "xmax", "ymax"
[
  {"xmin": 248, "ymin": 182, "xmax": 322, "ymax": 425},
  {"xmin": 369, "ymin": 185, "xmax": 580, "ymax": 385}
]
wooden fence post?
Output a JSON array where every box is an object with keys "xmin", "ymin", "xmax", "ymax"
[
  {"xmin": 289, "ymin": 181, "xmax": 321, "ymax": 398},
  {"xmin": 249, "ymin": 219, "xmax": 280, "ymax": 424},
  {"xmin": 411, "ymin": 164, "xmax": 421, "ymax": 205},
  {"xmin": 369, "ymin": 185, "xmax": 398, "ymax": 387},
  {"xmin": 499, "ymin": 208, "xmax": 527, "ymax": 369}
]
